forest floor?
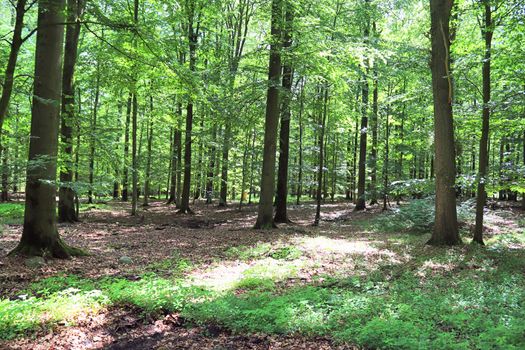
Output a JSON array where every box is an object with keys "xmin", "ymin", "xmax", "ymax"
[{"xmin": 0, "ymin": 198, "xmax": 524, "ymax": 349}]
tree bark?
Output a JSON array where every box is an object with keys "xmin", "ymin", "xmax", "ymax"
[
  {"xmin": 274, "ymin": 4, "xmax": 294, "ymax": 223},
  {"xmin": 87, "ymin": 67, "xmax": 100, "ymax": 204},
  {"xmin": 428, "ymin": 0, "xmax": 460, "ymax": 246},
  {"xmin": 58, "ymin": 0, "xmax": 83, "ymax": 222},
  {"xmin": 143, "ymin": 96, "xmax": 154, "ymax": 206},
  {"xmin": 473, "ymin": 1, "xmax": 493, "ymax": 245},
  {"xmin": 122, "ymin": 93, "xmax": 132, "ymax": 201},
  {"xmin": 131, "ymin": 93, "xmax": 138, "ymax": 215},
  {"xmin": 369, "ymin": 59, "xmax": 379, "ymax": 205},
  {"xmin": 314, "ymin": 88, "xmax": 329, "ymax": 226},
  {"xmin": 10, "ymin": 0, "xmax": 84, "ymax": 258},
  {"xmin": 254, "ymin": 0, "xmax": 282, "ymax": 229}
]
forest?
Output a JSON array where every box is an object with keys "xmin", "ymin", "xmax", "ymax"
[{"xmin": 0, "ymin": 0, "xmax": 524, "ymax": 348}]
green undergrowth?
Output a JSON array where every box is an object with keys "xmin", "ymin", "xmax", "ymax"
[
  {"xmin": 0, "ymin": 203, "xmax": 25, "ymax": 226},
  {"xmin": 2, "ymin": 227, "xmax": 525, "ymax": 349}
]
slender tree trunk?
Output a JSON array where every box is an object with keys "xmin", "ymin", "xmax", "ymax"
[
  {"xmin": 10, "ymin": 0, "xmax": 83, "ymax": 258},
  {"xmin": 122, "ymin": 93, "xmax": 132, "ymax": 201},
  {"xmin": 254, "ymin": 0, "xmax": 282, "ymax": 229},
  {"xmin": 369, "ymin": 61, "xmax": 379, "ymax": 205},
  {"xmin": 206, "ymin": 123, "xmax": 217, "ymax": 204},
  {"xmin": 131, "ymin": 93, "xmax": 138, "ymax": 215},
  {"xmin": 239, "ymin": 133, "xmax": 250, "ymax": 211},
  {"xmin": 194, "ymin": 118, "xmax": 204, "ymax": 200},
  {"xmin": 1, "ymin": 143, "xmax": 8, "ymax": 201},
  {"xmin": 87, "ymin": 68, "xmax": 100, "ymax": 204},
  {"xmin": 0, "ymin": 0, "xmax": 27, "ymax": 132},
  {"xmin": 74, "ymin": 88, "xmax": 81, "ymax": 217},
  {"xmin": 473, "ymin": 1, "xmax": 493, "ymax": 245},
  {"xmin": 355, "ymin": 71, "xmax": 369, "ymax": 211},
  {"xmin": 179, "ymin": 8, "xmax": 198, "ymax": 213},
  {"xmin": 58, "ymin": 0, "xmax": 83, "ymax": 222},
  {"xmin": 428, "ymin": 0, "xmax": 460, "ymax": 245},
  {"xmin": 314, "ymin": 88, "xmax": 329, "ymax": 226},
  {"xmin": 383, "ymin": 96, "xmax": 390, "ymax": 211},
  {"xmin": 143, "ymin": 96, "xmax": 154, "ymax": 207},
  {"xmin": 248, "ymin": 128, "xmax": 256, "ymax": 204},
  {"xmin": 219, "ymin": 121, "xmax": 230, "ymax": 206},
  {"xmin": 296, "ymin": 80, "xmax": 304, "ymax": 205},
  {"xmin": 176, "ymin": 105, "xmax": 183, "ymax": 207}
]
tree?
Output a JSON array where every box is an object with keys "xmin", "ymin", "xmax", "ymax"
[
  {"xmin": 428, "ymin": 0, "xmax": 460, "ymax": 246},
  {"xmin": 274, "ymin": 2, "xmax": 294, "ymax": 223},
  {"xmin": 58, "ymin": 0, "xmax": 84, "ymax": 223},
  {"xmin": 254, "ymin": 0, "xmax": 282, "ymax": 229},
  {"xmin": 10, "ymin": 0, "xmax": 83, "ymax": 258}
]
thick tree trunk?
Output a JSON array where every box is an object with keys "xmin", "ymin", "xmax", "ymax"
[
  {"xmin": 10, "ymin": 0, "xmax": 83, "ymax": 258},
  {"xmin": 58, "ymin": 0, "xmax": 83, "ymax": 222},
  {"xmin": 274, "ymin": 5, "xmax": 294, "ymax": 223},
  {"xmin": 254, "ymin": 0, "xmax": 282, "ymax": 229},
  {"xmin": 428, "ymin": 0, "xmax": 460, "ymax": 246},
  {"xmin": 473, "ymin": 2, "xmax": 493, "ymax": 245}
]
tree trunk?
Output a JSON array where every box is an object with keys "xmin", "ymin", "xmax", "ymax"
[
  {"xmin": 296, "ymin": 79, "xmax": 304, "ymax": 205},
  {"xmin": 131, "ymin": 93, "xmax": 138, "ymax": 215},
  {"xmin": 355, "ymin": 71, "xmax": 369, "ymax": 211},
  {"xmin": 274, "ymin": 4, "xmax": 294, "ymax": 223},
  {"xmin": 314, "ymin": 88, "xmax": 329, "ymax": 226},
  {"xmin": 1, "ymin": 143, "xmax": 8, "ymax": 201},
  {"xmin": 10, "ymin": 0, "xmax": 83, "ymax": 258},
  {"xmin": 428, "ymin": 0, "xmax": 460, "ymax": 246},
  {"xmin": 58, "ymin": 0, "xmax": 83, "ymax": 222},
  {"xmin": 122, "ymin": 93, "xmax": 132, "ymax": 201},
  {"xmin": 206, "ymin": 123, "xmax": 217, "ymax": 204},
  {"xmin": 0, "ymin": 0, "xmax": 27, "ymax": 131},
  {"xmin": 143, "ymin": 96, "xmax": 154, "ymax": 207},
  {"xmin": 369, "ymin": 59, "xmax": 379, "ymax": 205},
  {"xmin": 254, "ymin": 0, "xmax": 282, "ymax": 229},
  {"xmin": 179, "ymin": 7, "xmax": 198, "ymax": 214},
  {"xmin": 87, "ymin": 67, "xmax": 100, "ymax": 204},
  {"xmin": 473, "ymin": 1, "xmax": 493, "ymax": 245},
  {"xmin": 219, "ymin": 121, "xmax": 230, "ymax": 206}
]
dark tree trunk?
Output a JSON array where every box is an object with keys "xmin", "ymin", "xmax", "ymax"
[
  {"xmin": 355, "ymin": 71, "xmax": 369, "ymax": 211},
  {"xmin": 206, "ymin": 124, "xmax": 217, "ymax": 204},
  {"xmin": 131, "ymin": 93, "xmax": 138, "ymax": 215},
  {"xmin": 219, "ymin": 121, "xmax": 230, "ymax": 206},
  {"xmin": 248, "ymin": 128, "xmax": 256, "ymax": 204},
  {"xmin": 254, "ymin": 0, "xmax": 282, "ymax": 229},
  {"xmin": 0, "ymin": 0, "xmax": 27, "ymax": 131},
  {"xmin": 274, "ymin": 4, "xmax": 294, "ymax": 223},
  {"xmin": 122, "ymin": 93, "xmax": 132, "ymax": 202},
  {"xmin": 473, "ymin": 1, "xmax": 493, "ymax": 245},
  {"xmin": 58, "ymin": 0, "xmax": 83, "ymax": 222},
  {"xmin": 428, "ymin": 0, "xmax": 460, "ymax": 246},
  {"xmin": 1, "ymin": 143, "xmax": 8, "ymax": 202},
  {"xmin": 296, "ymin": 79, "xmax": 304, "ymax": 205},
  {"xmin": 143, "ymin": 96, "xmax": 154, "ymax": 207},
  {"xmin": 87, "ymin": 67, "xmax": 100, "ymax": 205},
  {"xmin": 314, "ymin": 88, "xmax": 329, "ymax": 226},
  {"xmin": 10, "ymin": 0, "xmax": 83, "ymax": 258},
  {"xmin": 179, "ymin": 5, "xmax": 198, "ymax": 214},
  {"xmin": 369, "ymin": 59, "xmax": 379, "ymax": 205}
]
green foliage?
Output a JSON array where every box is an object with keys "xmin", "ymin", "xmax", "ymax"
[
  {"xmin": 270, "ymin": 246, "xmax": 303, "ymax": 260},
  {"xmin": 364, "ymin": 198, "xmax": 475, "ymax": 234},
  {"xmin": 0, "ymin": 203, "xmax": 24, "ymax": 226}
]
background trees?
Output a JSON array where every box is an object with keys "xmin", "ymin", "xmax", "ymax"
[{"xmin": 0, "ymin": 0, "xmax": 523, "ymax": 253}]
